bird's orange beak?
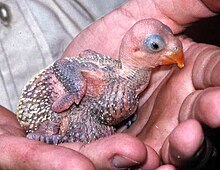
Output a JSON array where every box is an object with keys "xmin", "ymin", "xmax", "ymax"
[{"xmin": 160, "ymin": 49, "xmax": 184, "ymax": 68}]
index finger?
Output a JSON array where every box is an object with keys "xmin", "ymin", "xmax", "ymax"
[{"xmin": 191, "ymin": 44, "xmax": 220, "ymax": 89}]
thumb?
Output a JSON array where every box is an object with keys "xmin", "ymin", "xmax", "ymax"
[{"xmin": 61, "ymin": 133, "xmax": 160, "ymax": 169}]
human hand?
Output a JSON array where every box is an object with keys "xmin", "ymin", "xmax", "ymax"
[
  {"xmin": 63, "ymin": 0, "xmax": 220, "ymax": 169},
  {"xmin": 1, "ymin": 105, "xmax": 153, "ymax": 169}
]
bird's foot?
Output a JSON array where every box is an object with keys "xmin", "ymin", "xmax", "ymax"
[
  {"xmin": 26, "ymin": 120, "xmax": 64, "ymax": 144},
  {"xmin": 27, "ymin": 133, "xmax": 63, "ymax": 144}
]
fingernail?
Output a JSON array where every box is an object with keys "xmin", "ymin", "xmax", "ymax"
[{"xmin": 112, "ymin": 155, "xmax": 141, "ymax": 169}]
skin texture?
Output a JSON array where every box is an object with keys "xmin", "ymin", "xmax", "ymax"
[
  {"xmin": 16, "ymin": 19, "xmax": 183, "ymax": 144},
  {"xmin": 0, "ymin": 0, "xmax": 220, "ymax": 169}
]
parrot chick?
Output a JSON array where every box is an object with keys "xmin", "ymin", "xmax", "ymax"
[{"xmin": 16, "ymin": 18, "xmax": 184, "ymax": 144}]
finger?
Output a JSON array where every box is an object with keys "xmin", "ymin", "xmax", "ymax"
[
  {"xmin": 140, "ymin": 145, "xmax": 161, "ymax": 170},
  {"xmin": 201, "ymin": 0, "xmax": 220, "ymax": 12},
  {"xmin": 0, "ymin": 106, "xmax": 21, "ymax": 128},
  {"xmin": 0, "ymin": 135, "xmax": 95, "ymax": 170},
  {"xmin": 0, "ymin": 106, "xmax": 25, "ymax": 136},
  {"xmin": 191, "ymin": 44, "xmax": 220, "ymax": 89},
  {"xmin": 179, "ymin": 87, "xmax": 220, "ymax": 128},
  {"xmin": 61, "ymin": 133, "xmax": 160, "ymax": 169},
  {"xmin": 155, "ymin": 164, "xmax": 176, "ymax": 170},
  {"xmin": 161, "ymin": 119, "xmax": 204, "ymax": 167}
]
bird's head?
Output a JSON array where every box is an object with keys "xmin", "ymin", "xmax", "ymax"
[{"xmin": 119, "ymin": 18, "xmax": 184, "ymax": 70}]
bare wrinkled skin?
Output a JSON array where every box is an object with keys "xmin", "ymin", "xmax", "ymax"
[{"xmin": 16, "ymin": 19, "xmax": 184, "ymax": 144}]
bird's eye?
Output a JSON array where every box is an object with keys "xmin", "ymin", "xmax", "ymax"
[{"xmin": 143, "ymin": 34, "xmax": 165, "ymax": 52}]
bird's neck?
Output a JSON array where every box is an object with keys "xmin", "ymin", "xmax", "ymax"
[
  {"xmin": 118, "ymin": 38, "xmax": 152, "ymax": 92},
  {"xmin": 118, "ymin": 61, "xmax": 152, "ymax": 94}
]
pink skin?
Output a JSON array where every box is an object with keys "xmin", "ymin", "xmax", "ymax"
[{"xmin": 0, "ymin": 0, "xmax": 220, "ymax": 169}]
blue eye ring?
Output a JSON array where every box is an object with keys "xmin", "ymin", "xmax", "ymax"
[{"xmin": 143, "ymin": 34, "xmax": 165, "ymax": 52}]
